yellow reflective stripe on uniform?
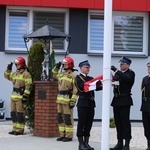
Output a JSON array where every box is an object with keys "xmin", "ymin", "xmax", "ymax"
[
  {"xmin": 25, "ymin": 78, "xmax": 32, "ymax": 84},
  {"xmin": 10, "ymin": 73, "xmax": 13, "ymax": 78},
  {"xmin": 4, "ymin": 72, "xmax": 11, "ymax": 75},
  {"xmin": 24, "ymin": 90, "xmax": 30, "ymax": 95},
  {"xmin": 56, "ymin": 74, "xmax": 59, "ymax": 78},
  {"xmin": 59, "ymin": 126, "xmax": 65, "ymax": 132},
  {"xmin": 13, "ymin": 122, "xmax": 17, "ymax": 128},
  {"xmin": 13, "ymin": 76, "xmax": 25, "ymax": 81},
  {"xmin": 16, "ymin": 123, "xmax": 25, "ymax": 129},
  {"xmin": 52, "ymin": 70, "xmax": 58, "ymax": 74},
  {"xmin": 60, "ymin": 77, "xmax": 73, "ymax": 82},
  {"xmin": 52, "ymin": 68, "xmax": 59, "ymax": 74},
  {"xmin": 57, "ymin": 96, "xmax": 70, "ymax": 102},
  {"xmin": 72, "ymin": 95, "xmax": 77, "ymax": 99},
  {"xmin": 52, "ymin": 68, "xmax": 59, "ymax": 79},
  {"xmin": 11, "ymin": 95, "xmax": 23, "ymax": 99},
  {"xmin": 65, "ymin": 127, "xmax": 74, "ymax": 132}
]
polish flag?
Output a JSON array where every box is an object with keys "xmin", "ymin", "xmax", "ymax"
[{"xmin": 84, "ymin": 75, "xmax": 103, "ymax": 92}]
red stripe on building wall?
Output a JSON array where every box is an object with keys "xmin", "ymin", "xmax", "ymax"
[
  {"xmin": 41, "ymin": 0, "xmax": 68, "ymax": 8},
  {"xmin": 113, "ymin": 0, "xmax": 121, "ymax": 11},
  {"xmin": 146, "ymin": 0, "xmax": 150, "ymax": 11},
  {"xmin": 120, "ymin": 0, "xmax": 147, "ymax": 11},
  {"xmin": 1, "ymin": 0, "xmax": 150, "ymax": 12},
  {"xmin": 94, "ymin": 0, "xmax": 104, "ymax": 10},
  {"xmin": 68, "ymin": 0, "xmax": 94, "ymax": 9},
  {"xmin": 0, "ymin": 0, "xmax": 14, "ymax": 5},
  {"xmin": 14, "ymin": 0, "xmax": 41, "ymax": 6}
]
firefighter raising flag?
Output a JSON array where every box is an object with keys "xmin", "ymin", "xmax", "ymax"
[{"xmin": 84, "ymin": 75, "xmax": 103, "ymax": 92}]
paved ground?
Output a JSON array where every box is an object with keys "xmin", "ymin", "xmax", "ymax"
[{"xmin": 0, "ymin": 120, "xmax": 147, "ymax": 150}]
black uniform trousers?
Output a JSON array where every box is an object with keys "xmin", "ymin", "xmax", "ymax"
[
  {"xmin": 113, "ymin": 106, "xmax": 131, "ymax": 140},
  {"xmin": 77, "ymin": 107, "xmax": 95, "ymax": 137},
  {"xmin": 142, "ymin": 112, "xmax": 150, "ymax": 140}
]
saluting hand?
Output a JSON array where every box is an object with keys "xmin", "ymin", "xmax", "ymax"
[
  {"xmin": 7, "ymin": 62, "xmax": 13, "ymax": 71},
  {"xmin": 56, "ymin": 62, "xmax": 61, "ymax": 69}
]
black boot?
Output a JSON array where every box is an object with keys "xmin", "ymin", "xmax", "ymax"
[
  {"xmin": 84, "ymin": 136, "xmax": 94, "ymax": 150},
  {"xmin": 146, "ymin": 140, "xmax": 150, "ymax": 150},
  {"xmin": 110, "ymin": 139, "xmax": 123, "ymax": 150},
  {"xmin": 13, "ymin": 132, "xmax": 23, "ymax": 136},
  {"xmin": 62, "ymin": 137, "xmax": 72, "ymax": 142},
  {"xmin": 8, "ymin": 131, "xmax": 16, "ymax": 135},
  {"xmin": 122, "ymin": 140, "xmax": 130, "ymax": 150},
  {"xmin": 56, "ymin": 137, "xmax": 65, "ymax": 141},
  {"xmin": 78, "ymin": 137, "xmax": 89, "ymax": 150}
]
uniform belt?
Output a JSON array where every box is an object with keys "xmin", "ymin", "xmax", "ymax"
[
  {"xmin": 13, "ymin": 87, "xmax": 25, "ymax": 95},
  {"xmin": 143, "ymin": 97, "xmax": 150, "ymax": 101},
  {"xmin": 114, "ymin": 93, "xmax": 131, "ymax": 97},
  {"xmin": 13, "ymin": 88, "xmax": 20, "ymax": 93},
  {"xmin": 58, "ymin": 91, "xmax": 71, "ymax": 95},
  {"xmin": 79, "ymin": 95, "xmax": 94, "ymax": 100}
]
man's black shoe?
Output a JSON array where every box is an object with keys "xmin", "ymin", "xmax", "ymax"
[
  {"xmin": 56, "ymin": 137, "xmax": 65, "ymax": 141},
  {"xmin": 8, "ymin": 131, "xmax": 16, "ymax": 135},
  {"xmin": 84, "ymin": 143, "xmax": 94, "ymax": 150},
  {"xmin": 122, "ymin": 146, "xmax": 130, "ymax": 150},
  {"xmin": 110, "ymin": 140, "xmax": 123, "ymax": 150},
  {"xmin": 13, "ymin": 132, "xmax": 23, "ymax": 135},
  {"xmin": 62, "ymin": 137, "xmax": 72, "ymax": 142},
  {"xmin": 110, "ymin": 144, "xmax": 123, "ymax": 150}
]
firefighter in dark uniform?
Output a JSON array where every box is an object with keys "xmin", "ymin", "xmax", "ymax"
[
  {"xmin": 110, "ymin": 57, "xmax": 135, "ymax": 150},
  {"xmin": 4, "ymin": 57, "xmax": 32, "ymax": 135},
  {"xmin": 75, "ymin": 60, "xmax": 102, "ymax": 150},
  {"xmin": 52, "ymin": 56, "xmax": 78, "ymax": 142},
  {"xmin": 141, "ymin": 62, "xmax": 150, "ymax": 150}
]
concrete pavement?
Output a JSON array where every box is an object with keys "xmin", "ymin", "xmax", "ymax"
[
  {"xmin": 0, "ymin": 134, "xmax": 144, "ymax": 150},
  {"xmin": 0, "ymin": 121, "xmax": 146, "ymax": 150}
]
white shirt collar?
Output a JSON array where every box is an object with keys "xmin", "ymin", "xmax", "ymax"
[
  {"xmin": 121, "ymin": 69, "xmax": 128, "ymax": 73},
  {"xmin": 81, "ymin": 73, "xmax": 87, "ymax": 77}
]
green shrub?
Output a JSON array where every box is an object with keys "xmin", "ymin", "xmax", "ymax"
[
  {"xmin": 28, "ymin": 41, "xmax": 45, "ymax": 81},
  {"xmin": 109, "ymin": 118, "xmax": 116, "ymax": 128},
  {"xmin": 26, "ymin": 41, "xmax": 44, "ymax": 130}
]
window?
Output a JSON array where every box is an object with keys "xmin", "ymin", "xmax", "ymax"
[
  {"xmin": 33, "ymin": 12, "xmax": 65, "ymax": 50},
  {"xmin": 6, "ymin": 11, "xmax": 28, "ymax": 52},
  {"xmin": 5, "ymin": 7, "xmax": 69, "ymax": 53},
  {"xmin": 88, "ymin": 11, "xmax": 148, "ymax": 56},
  {"xmin": 88, "ymin": 11, "xmax": 104, "ymax": 53},
  {"xmin": 114, "ymin": 16, "xmax": 143, "ymax": 52}
]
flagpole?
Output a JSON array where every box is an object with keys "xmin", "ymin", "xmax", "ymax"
[{"xmin": 101, "ymin": 0, "xmax": 112, "ymax": 149}]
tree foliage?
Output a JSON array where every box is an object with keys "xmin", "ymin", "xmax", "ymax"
[{"xmin": 26, "ymin": 41, "xmax": 44, "ymax": 130}]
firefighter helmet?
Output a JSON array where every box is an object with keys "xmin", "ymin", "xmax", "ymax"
[
  {"xmin": 62, "ymin": 56, "xmax": 74, "ymax": 69},
  {"xmin": 14, "ymin": 57, "xmax": 26, "ymax": 68}
]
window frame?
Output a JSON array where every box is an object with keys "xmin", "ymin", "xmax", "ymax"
[
  {"xmin": 5, "ymin": 6, "xmax": 69, "ymax": 54},
  {"xmin": 5, "ymin": 9, "xmax": 29, "ymax": 53},
  {"xmin": 87, "ymin": 10, "xmax": 104, "ymax": 54},
  {"xmin": 112, "ymin": 11, "xmax": 149, "ymax": 56},
  {"xmin": 88, "ymin": 10, "xmax": 149, "ymax": 56}
]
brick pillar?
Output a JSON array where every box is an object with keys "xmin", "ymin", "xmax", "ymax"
[{"xmin": 33, "ymin": 81, "xmax": 59, "ymax": 137}]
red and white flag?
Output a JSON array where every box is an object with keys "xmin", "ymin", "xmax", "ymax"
[{"xmin": 84, "ymin": 75, "xmax": 103, "ymax": 92}]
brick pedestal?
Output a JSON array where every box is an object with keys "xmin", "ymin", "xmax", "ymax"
[{"xmin": 33, "ymin": 81, "xmax": 59, "ymax": 137}]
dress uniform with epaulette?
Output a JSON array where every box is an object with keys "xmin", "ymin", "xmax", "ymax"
[
  {"xmin": 140, "ymin": 62, "xmax": 150, "ymax": 150},
  {"xmin": 75, "ymin": 60, "xmax": 102, "ymax": 150},
  {"xmin": 110, "ymin": 57, "xmax": 135, "ymax": 150},
  {"xmin": 52, "ymin": 56, "xmax": 78, "ymax": 142},
  {"xmin": 4, "ymin": 57, "xmax": 32, "ymax": 135}
]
